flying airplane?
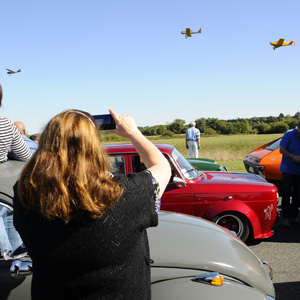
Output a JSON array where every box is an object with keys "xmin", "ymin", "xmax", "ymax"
[
  {"xmin": 6, "ymin": 68, "xmax": 21, "ymax": 75},
  {"xmin": 181, "ymin": 28, "xmax": 202, "ymax": 38},
  {"xmin": 270, "ymin": 38, "xmax": 295, "ymax": 50}
]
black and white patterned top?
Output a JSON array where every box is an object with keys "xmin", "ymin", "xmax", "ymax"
[{"xmin": 0, "ymin": 116, "xmax": 31, "ymax": 163}]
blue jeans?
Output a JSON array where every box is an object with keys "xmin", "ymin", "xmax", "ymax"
[
  {"xmin": 0, "ymin": 207, "xmax": 24, "ymax": 256},
  {"xmin": 281, "ymin": 172, "xmax": 300, "ymax": 219}
]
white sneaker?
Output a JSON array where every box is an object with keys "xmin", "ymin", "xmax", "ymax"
[{"xmin": 282, "ymin": 218, "xmax": 291, "ymax": 227}]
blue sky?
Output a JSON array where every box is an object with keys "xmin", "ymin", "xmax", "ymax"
[{"xmin": 1, "ymin": 0, "xmax": 299, "ymax": 134}]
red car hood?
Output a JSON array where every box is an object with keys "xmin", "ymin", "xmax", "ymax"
[
  {"xmin": 196, "ymin": 171, "xmax": 276, "ymax": 193},
  {"xmin": 203, "ymin": 171, "xmax": 272, "ymax": 184}
]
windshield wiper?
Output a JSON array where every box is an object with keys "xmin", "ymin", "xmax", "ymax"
[{"xmin": 183, "ymin": 169, "xmax": 195, "ymax": 175}]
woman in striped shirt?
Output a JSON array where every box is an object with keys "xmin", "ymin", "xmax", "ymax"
[{"xmin": 0, "ymin": 84, "xmax": 31, "ymax": 163}]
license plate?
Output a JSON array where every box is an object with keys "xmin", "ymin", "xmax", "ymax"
[{"xmin": 249, "ymin": 166, "xmax": 254, "ymax": 173}]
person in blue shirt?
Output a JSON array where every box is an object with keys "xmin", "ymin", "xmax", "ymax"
[
  {"xmin": 279, "ymin": 123, "xmax": 300, "ymax": 227},
  {"xmin": 30, "ymin": 135, "xmax": 38, "ymax": 143},
  {"xmin": 185, "ymin": 121, "xmax": 200, "ymax": 158},
  {"xmin": 14, "ymin": 121, "xmax": 38, "ymax": 154}
]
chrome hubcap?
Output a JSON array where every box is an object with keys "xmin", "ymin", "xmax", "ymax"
[{"xmin": 216, "ymin": 215, "xmax": 243, "ymax": 238}]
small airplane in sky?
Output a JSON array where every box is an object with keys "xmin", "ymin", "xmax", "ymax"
[
  {"xmin": 6, "ymin": 68, "xmax": 21, "ymax": 75},
  {"xmin": 181, "ymin": 28, "xmax": 202, "ymax": 38},
  {"xmin": 270, "ymin": 38, "xmax": 295, "ymax": 50}
]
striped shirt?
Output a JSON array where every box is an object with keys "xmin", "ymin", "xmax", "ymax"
[{"xmin": 0, "ymin": 116, "xmax": 32, "ymax": 163}]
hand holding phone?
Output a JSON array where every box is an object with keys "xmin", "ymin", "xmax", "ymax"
[
  {"xmin": 92, "ymin": 114, "xmax": 116, "ymax": 130},
  {"xmin": 109, "ymin": 108, "xmax": 140, "ymax": 139}
]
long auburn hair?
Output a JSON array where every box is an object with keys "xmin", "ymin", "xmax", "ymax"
[{"xmin": 18, "ymin": 109, "xmax": 124, "ymax": 223}]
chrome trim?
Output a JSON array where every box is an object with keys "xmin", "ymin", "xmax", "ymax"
[
  {"xmin": 243, "ymin": 161, "xmax": 265, "ymax": 178},
  {"xmin": 10, "ymin": 259, "xmax": 33, "ymax": 278},
  {"xmin": 223, "ymin": 196, "xmax": 233, "ymax": 201},
  {"xmin": 262, "ymin": 261, "xmax": 274, "ymax": 280},
  {"xmin": 3, "ymin": 250, "xmax": 29, "ymax": 261},
  {"xmin": 0, "ymin": 201, "xmax": 13, "ymax": 212}
]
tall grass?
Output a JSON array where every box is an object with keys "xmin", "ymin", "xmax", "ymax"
[{"xmin": 103, "ymin": 133, "xmax": 282, "ymax": 172}]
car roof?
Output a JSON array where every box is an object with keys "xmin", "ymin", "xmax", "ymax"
[{"xmin": 103, "ymin": 143, "xmax": 174, "ymax": 155}]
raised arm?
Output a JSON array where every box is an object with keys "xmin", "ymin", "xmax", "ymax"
[{"xmin": 109, "ymin": 108, "xmax": 171, "ymax": 197}]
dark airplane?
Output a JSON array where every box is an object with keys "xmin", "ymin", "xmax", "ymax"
[{"xmin": 6, "ymin": 68, "xmax": 21, "ymax": 75}]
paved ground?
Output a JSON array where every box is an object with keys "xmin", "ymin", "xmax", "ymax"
[{"xmin": 249, "ymin": 214, "xmax": 300, "ymax": 300}]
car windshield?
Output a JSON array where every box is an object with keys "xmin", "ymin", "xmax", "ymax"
[
  {"xmin": 171, "ymin": 148, "xmax": 199, "ymax": 180},
  {"xmin": 265, "ymin": 138, "xmax": 281, "ymax": 151}
]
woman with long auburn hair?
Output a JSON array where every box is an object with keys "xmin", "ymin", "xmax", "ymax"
[{"xmin": 13, "ymin": 108, "xmax": 171, "ymax": 300}]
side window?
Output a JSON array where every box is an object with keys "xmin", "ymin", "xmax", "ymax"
[
  {"xmin": 132, "ymin": 155, "xmax": 146, "ymax": 173},
  {"xmin": 132, "ymin": 154, "xmax": 175, "ymax": 183},
  {"xmin": 0, "ymin": 204, "xmax": 26, "ymax": 259},
  {"xmin": 108, "ymin": 155, "xmax": 125, "ymax": 175}
]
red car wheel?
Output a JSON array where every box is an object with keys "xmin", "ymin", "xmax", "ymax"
[{"xmin": 213, "ymin": 212, "xmax": 250, "ymax": 242}]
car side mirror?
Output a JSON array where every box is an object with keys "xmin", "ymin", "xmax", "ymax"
[{"xmin": 172, "ymin": 176, "xmax": 186, "ymax": 187}]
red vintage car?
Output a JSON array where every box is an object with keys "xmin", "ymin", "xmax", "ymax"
[{"xmin": 104, "ymin": 143, "xmax": 278, "ymax": 242}]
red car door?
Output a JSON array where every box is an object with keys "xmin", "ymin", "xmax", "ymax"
[
  {"xmin": 128, "ymin": 153, "xmax": 196, "ymax": 216},
  {"xmin": 161, "ymin": 182, "xmax": 195, "ymax": 216}
]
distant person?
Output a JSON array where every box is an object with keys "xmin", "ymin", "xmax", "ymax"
[
  {"xmin": 13, "ymin": 108, "xmax": 171, "ymax": 300},
  {"xmin": 0, "ymin": 83, "xmax": 31, "ymax": 163},
  {"xmin": 14, "ymin": 121, "xmax": 38, "ymax": 154},
  {"xmin": 30, "ymin": 135, "xmax": 38, "ymax": 143},
  {"xmin": 280, "ymin": 122, "xmax": 300, "ymax": 227},
  {"xmin": 185, "ymin": 121, "xmax": 200, "ymax": 158}
]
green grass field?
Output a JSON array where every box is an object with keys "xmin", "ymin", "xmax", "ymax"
[
  {"xmin": 146, "ymin": 133, "xmax": 282, "ymax": 172},
  {"xmin": 104, "ymin": 133, "xmax": 282, "ymax": 172},
  {"xmin": 146, "ymin": 134, "xmax": 282, "ymax": 172}
]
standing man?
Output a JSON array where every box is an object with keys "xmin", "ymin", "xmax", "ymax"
[
  {"xmin": 14, "ymin": 121, "xmax": 38, "ymax": 154},
  {"xmin": 280, "ymin": 123, "xmax": 300, "ymax": 227},
  {"xmin": 185, "ymin": 121, "xmax": 200, "ymax": 158}
]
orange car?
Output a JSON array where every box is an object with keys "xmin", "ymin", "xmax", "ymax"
[{"xmin": 243, "ymin": 137, "xmax": 282, "ymax": 190}]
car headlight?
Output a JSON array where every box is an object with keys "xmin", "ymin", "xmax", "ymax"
[
  {"xmin": 192, "ymin": 272, "xmax": 223, "ymax": 286},
  {"xmin": 265, "ymin": 295, "xmax": 275, "ymax": 300}
]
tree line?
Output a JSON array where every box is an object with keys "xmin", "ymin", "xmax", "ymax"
[{"xmin": 138, "ymin": 112, "xmax": 300, "ymax": 137}]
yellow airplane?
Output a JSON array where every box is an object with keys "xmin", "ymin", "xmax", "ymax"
[
  {"xmin": 181, "ymin": 28, "xmax": 202, "ymax": 38},
  {"xmin": 6, "ymin": 68, "xmax": 21, "ymax": 75},
  {"xmin": 270, "ymin": 38, "xmax": 295, "ymax": 50}
]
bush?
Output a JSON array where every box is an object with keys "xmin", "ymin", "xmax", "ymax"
[
  {"xmin": 161, "ymin": 130, "xmax": 175, "ymax": 138},
  {"xmin": 253, "ymin": 122, "xmax": 271, "ymax": 134},
  {"xmin": 167, "ymin": 119, "xmax": 187, "ymax": 134},
  {"xmin": 202, "ymin": 128, "xmax": 219, "ymax": 136},
  {"xmin": 268, "ymin": 122, "xmax": 289, "ymax": 134}
]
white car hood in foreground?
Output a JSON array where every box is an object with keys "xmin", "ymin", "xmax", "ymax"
[{"xmin": 148, "ymin": 211, "xmax": 275, "ymax": 297}]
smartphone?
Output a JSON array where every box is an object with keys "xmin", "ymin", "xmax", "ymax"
[{"xmin": 92, "ymin": 114, "xmax": 116, "ymax": 130}]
